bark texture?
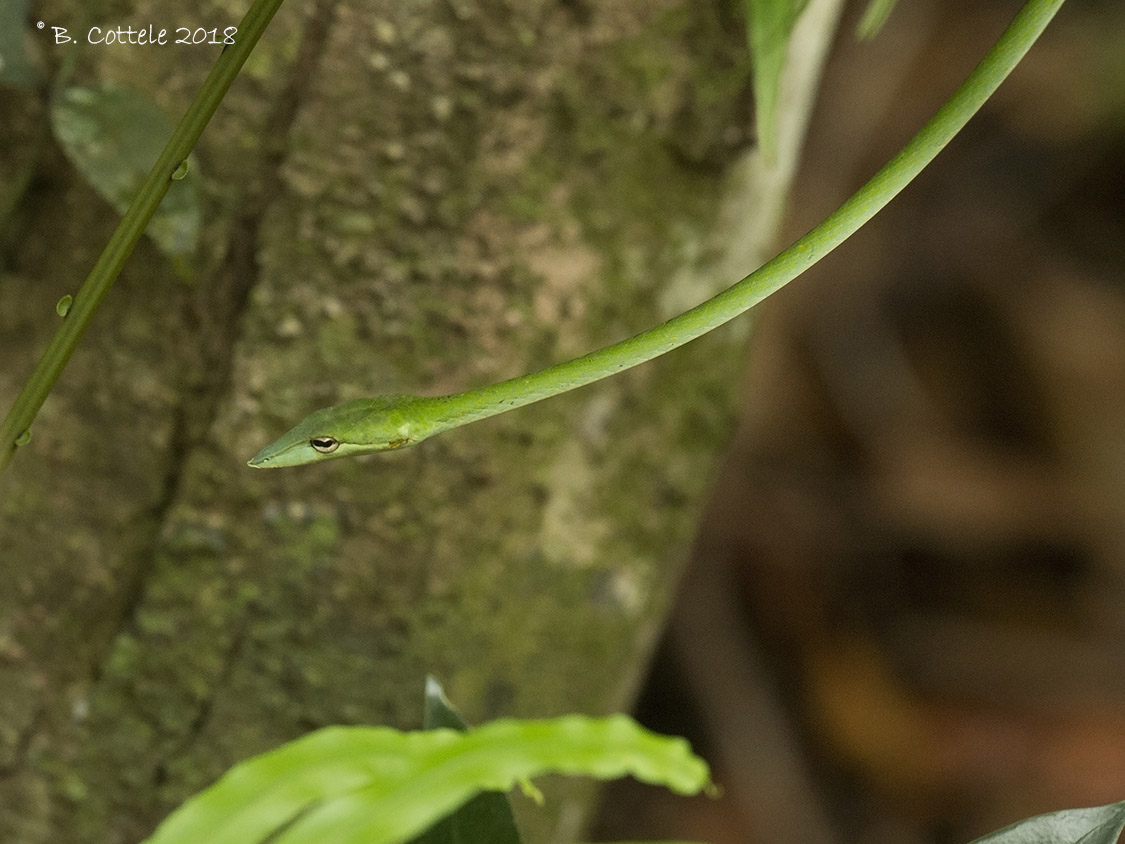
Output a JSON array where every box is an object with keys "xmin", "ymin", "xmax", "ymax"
[{"xmin": 0, "ymin": 0, "xmax": 835, "ymax": 840}]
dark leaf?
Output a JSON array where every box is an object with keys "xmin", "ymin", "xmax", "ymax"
[
  {"xmin": 969, "ymin": 801, "xmax": 1125, "ymax": 844},
  {"xmin": 743, "ymin": 0, "xmax": 809, "ymax": 159},
  {"xmin": 51, "ymin": 83, "xmax": 200, "ymax": 261},
  {"xmin": 857, "ymin": 0, "xmax": 901, "ymax": 40},
  {"xmin": 412, "ymin": 677, "xmax": 523, "ymax": 844},
  {"xmin": 0, "ymin": 0, "xmax": 39, "ymax": 87}
]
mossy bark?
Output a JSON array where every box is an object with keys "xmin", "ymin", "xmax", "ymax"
[{"xmin": 0, "ymin": 1, "xmax": 837, "ymax": 841}]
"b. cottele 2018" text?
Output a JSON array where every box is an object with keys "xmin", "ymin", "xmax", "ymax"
[{"xmin": 49, "ymin": 25, "xmax": 238, "ymax": 46}]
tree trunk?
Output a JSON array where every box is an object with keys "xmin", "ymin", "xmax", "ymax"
[{"xmin": 0, "ymin": 1, "xmax": 839, "ymax": 840}]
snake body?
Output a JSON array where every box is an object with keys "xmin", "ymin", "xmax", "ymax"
[{"xmin": 249, "ymin": 0, "xmax": 1064, "ymax": 469}]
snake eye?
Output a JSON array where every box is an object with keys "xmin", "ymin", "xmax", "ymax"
[{"xmin": 310, "ymin": 436, "xmax": 339, "ymax": 454}]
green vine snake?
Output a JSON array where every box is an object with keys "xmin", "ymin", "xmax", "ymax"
[{"xmin": 249, "ymin": 0, "xmax": 1064, "ymax": 469}]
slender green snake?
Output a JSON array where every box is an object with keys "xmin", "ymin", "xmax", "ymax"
[{"xmin": 249, "ymin": 0, "xmax": 1064, "ymax": 469}]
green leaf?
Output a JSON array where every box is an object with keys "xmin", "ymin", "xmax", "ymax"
[
  {"xmin": 743, "ymin": 0, "xmax": 808, "ymax": 160},
  {"xmin": 141, "ymin": 714, "xmax": 712, "ymax": 844},
  {"xmin": 50, "ymin": 84, "xmax": 201, "ymax": 260},
  {"xmin": 968, "ymin": 801, "xmax": 1125, "ymax": 844},
  {"xmin": 422, "ymin": 676, "xmax": 470, "ymax": 732},
  {"xmin": 0, "ymin": 0, "xmax": 39, "ymax": 87},
  {"xmin": 856, "ymin": 0, "xmax": 900, "ymax": 41},
  {"xmin": 412, "ymin": 677, "xmax": 523, "ymax": 844}
]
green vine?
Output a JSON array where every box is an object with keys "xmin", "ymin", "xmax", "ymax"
[{"xmin": 0, "ymin": 0, "xmax": 287, "ymax": 476}]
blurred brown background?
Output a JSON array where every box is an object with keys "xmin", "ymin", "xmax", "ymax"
[{"xmin": 594, "ymin": 1, "xmax": 1125, "ymax": 842}]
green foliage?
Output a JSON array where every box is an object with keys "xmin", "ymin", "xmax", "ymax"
[
  {"xmin": 968, "ymin": 801, "xmax": 1125, "ymax": 844},
  {"xmin": 856, "ymin": 0, "xmax": 901, "ymax": 40},
  {"xmin": 50, "ymin": 83, "xmax": 201, "ymax": 261},
  {"xmin": 139, "ymin": 678, "xmax": 1120, "ymax": 844},
  {"xmin": 412, "ymin": 678, "xmax": 523, "ymax": 844},
  {"xmin": 0, "ymin": 0, "xmax": 38, "ymax": 87},
  {"xmin": 742, "ymin": 0, "xmax": 808, "ymax": 160},
  {"xmin": 139, "ymin": 713, "xmax": 712, "ymax": 844}
]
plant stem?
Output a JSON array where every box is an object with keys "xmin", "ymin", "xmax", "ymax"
[{"xmin": 0, "ymin": 0, "xmax": 288, "ymax": 477}]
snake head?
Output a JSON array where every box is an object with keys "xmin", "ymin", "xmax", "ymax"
[{"xmin": 247, "ymin": 395, "xmax": 429, "ymax": 468}]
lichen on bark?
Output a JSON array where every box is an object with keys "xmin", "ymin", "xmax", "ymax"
[{"xmin": 0, "ymin": 0, "xmax": 838, "ymax": 841}]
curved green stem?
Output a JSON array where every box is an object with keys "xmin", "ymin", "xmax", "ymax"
[
  {"xmin": 251, "ymin": 0, "xmax": 1066, "ymax": 468},
  {"xmin": 0, "ymin": 0, "xmax": 287, "ymax": 477}
]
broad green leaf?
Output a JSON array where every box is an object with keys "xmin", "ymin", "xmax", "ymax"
[
  {"xmin": 50, "ymin": 83, "xmax": 200, "ymax": 260},
  {"xmin": 856, "ymin": 0, "xmax": 900, "ymax": 41},
  {"xmin": 968, "ymin": 801, "xmax": 1125, "ymax": 844},
  {"xmin": 0, "ymin": 0, "xmax": 38, "ymax": 87},
  {"xmin": 412, "ymin": 677, "xmax": 523, "ymax": 844},
  {"xmin": 141, "ymin": 714, "xmax": 712, "ymax": 844},
  {"xmin": 743, "ymin": 0, "xmax": 808, "ymax": 160}
]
